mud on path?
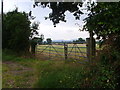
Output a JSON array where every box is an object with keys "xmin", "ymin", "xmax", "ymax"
[{"xmin": 2, "ymin": 61, "xmax": 36, "ymax": 88}]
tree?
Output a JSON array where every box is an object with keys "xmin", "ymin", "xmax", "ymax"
[
  {"xmin": 83, "ymin": 2, "xmax": 120, "ymax": 50},
  {"xmin": 3, "ymin": 8, "xmax": 39, "ymax": 52},
  {"xmin": 38, "ymin": 34, "xmax": 44, "ymax": 44},
  {"xmin": 78, "ymin": 38, "xmax": 85, "ymax": 42},
  {"xmin": 46, "ymin": 38, "xmax": 52, "ymax": 44},
  {"xmin": 32, "ymin": 2, "xmax": 119, "ymax": 41},
  {"xmin": 83, "ymin": 2, "xmax": 120, "ymax": 39},
  {"xmin": 32, "ymin": 2, "xmax": 83, "ymax": 27},
  {"xmin": 83, "ymin": 3, "xmax": 120, "ymax": 88},
  {"xmin": 73, "ymin": 37, "xmax": 85, "ymax": 43}
]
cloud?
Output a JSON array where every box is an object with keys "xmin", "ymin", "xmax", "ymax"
[
  {"xmin": 38, "ymin": 24, "xmax": 89, "ymax": 41},
  {"xmin": 3, "ymin": 0, "xmax": 89, "ymax": 41}
]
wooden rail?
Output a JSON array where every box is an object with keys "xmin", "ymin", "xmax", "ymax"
[{"xmin": 36, "ymin": 44, "xmax": 87, "ymax": 62}]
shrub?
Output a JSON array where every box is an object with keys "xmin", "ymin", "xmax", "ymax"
[{"xmin": 94, "ymin": 42, "xmax": 120, "ymax": 89}]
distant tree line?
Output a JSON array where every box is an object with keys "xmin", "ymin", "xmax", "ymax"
[
  {"xmin": 73, "ymin": 38, "xmax": 86, "ymax": 44},
  {"xmin": 34, "ymin": 34, "xmax": 52, "ymax": 45},
  {"xmin": 35, "ymin": 37, "xmax": 86, "ymax": 45}
]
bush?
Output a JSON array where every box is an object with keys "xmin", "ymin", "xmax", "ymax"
[
  {"xmin": 91, "ymin": 65, "xmax": 116, "ymax": 88},
  {"xmin": 94, "ymin": 44, "xmax": 120, "ymax": 89},
  {"xmin": 3, "ymin": 9, "xmax": 39, "ymax": 53}
]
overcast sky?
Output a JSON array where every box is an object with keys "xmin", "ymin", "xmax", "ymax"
[{"xmin": 2, "ymin": 0, "xmax": 90, "ymax": 41}]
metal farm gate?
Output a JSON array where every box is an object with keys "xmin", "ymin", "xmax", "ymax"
[{"xmin": 36, "ymin": 43, "xmax": 88, "ymax": 63}]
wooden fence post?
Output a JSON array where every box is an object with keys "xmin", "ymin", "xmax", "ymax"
[
  {"xmin": 64, "ymin": 43, "xmax": 68, "ymax": 60},
  {"xmin": 86, "ymin": 33, "xmax": 96, "ymax": 63},
  {"xmin": 86, "ymin": 38, "xmax": 90, "ymax": 62},
  {"xmin": 30, "ymin": 40, "xmax": 37, "ymax": 56},
  {"xmin": 90, "ymin": 37, "xmax": 96, "ymax": 63}
]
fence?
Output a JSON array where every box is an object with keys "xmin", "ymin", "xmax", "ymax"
[{"xmin": 36, "ymin": 43, "xmax": 88, "ymax": 63}]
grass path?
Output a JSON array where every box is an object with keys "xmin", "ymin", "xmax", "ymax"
[{"xmin": 2, "ymin": 60, "xmax": 36, "ymax": 88}]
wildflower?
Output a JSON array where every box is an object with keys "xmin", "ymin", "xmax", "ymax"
[
  {"xmin": 60, "ymin": 80, "xmax": 62, "ymax": 83},
  {"xmin": 85, "ymin": 78, "xmax": 88, "ymax": 81},
  {"xmin": 107, "ymin": 79, "xmax": 109, "ymax": 82},
  {"xmin": 68, "ymin": 77, "xmax": 71, "ymax": 79}
]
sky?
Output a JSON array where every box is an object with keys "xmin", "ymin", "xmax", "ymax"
[{"xmin": 2, "ymin": 0, "xmax": 90, "ymax": 41}]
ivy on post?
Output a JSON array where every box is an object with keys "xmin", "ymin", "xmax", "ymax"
[{"xmin": 64, "ymin": 43, "xmax": 68, "ymax": 60}]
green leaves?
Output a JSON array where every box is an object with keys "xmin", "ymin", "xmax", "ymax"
[
  {"xmin": 33, "ymin": 2, "xmax": 83, "ymax": 27},
  {"xmin": 84, "ymin": 2, "xmax": 120, "ymax": 39},
  {"xmin": 98, "ymin": 22, "xmax": 104, "ymax": 25},
  {"xmin": 3, "ymin": 9, "xmax": 39, "ymax": 52}
]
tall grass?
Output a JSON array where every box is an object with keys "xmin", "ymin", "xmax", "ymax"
[{"xmin": 34, "ymin": 60, "xmax": 90, "ymax": 88}]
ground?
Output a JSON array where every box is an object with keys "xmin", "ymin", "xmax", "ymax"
[
  {"xmin": 2, "ymin": 59, "xmax": 37, "ymax": 88},
  {"xmin": 2, "ymin": 53, "xmax": 87, "ymax": 88}
]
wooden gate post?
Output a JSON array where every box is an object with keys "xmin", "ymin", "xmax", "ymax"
[
  {"xmin": 90, "ymin": 37, "xmax": 96, "ymax": 58},
  {"xmin": 86, "ymin": 37, "xmax": 96, "ymax": 63},
  {"xmin": 86, "ymin": 31, "xmax": 96, "ymax": 63},
  {"xmin": 90, "ymin": 31, "xmax": 96, "ymax": 63},
  {"xmin": 30, "ymin": 39, "xmax": 37, "ymax": 56},
  {"xmin": 86, "ymin": 38, "xmax": 90, "ymax": 62},
  {"xmin": 64, "ymin": 43, "xmax": 68, "ymax": 60}
]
